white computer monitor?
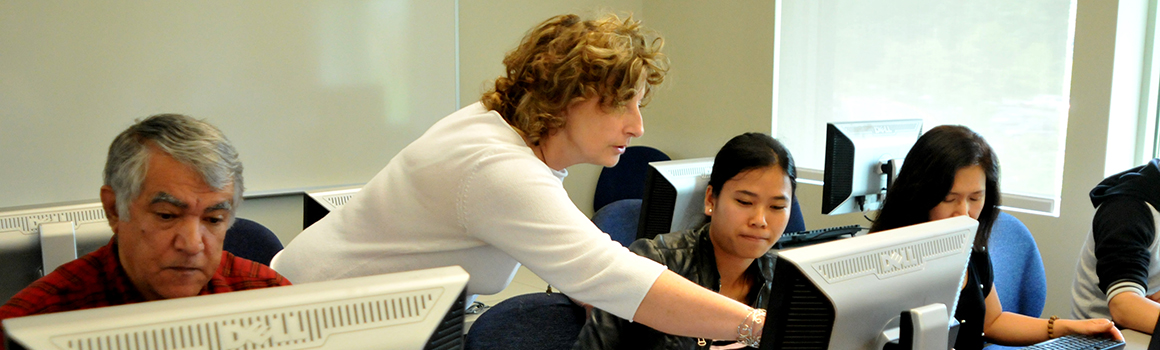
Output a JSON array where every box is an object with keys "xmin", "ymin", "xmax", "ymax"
[
  {"xmin": 821, "ymin": 119, "xmax": 922, "ymax": 215},
  {"xmin": 636, "ymin": 157, "xmax": 713, "ymax": 240},
  {"xmin": 0, "ymin": 201, "xmax": 114, "ymax": 304},
  {"xmin": 3, "ymin": 266, "xmax": 469, "ymax": 350},
  {"xmin": 760, "ymin": 216, "xmax": 977, "ymax": 350},
  {"xmin": 302, "ymin": 185, "xmax": 363, "ymax": 230}
]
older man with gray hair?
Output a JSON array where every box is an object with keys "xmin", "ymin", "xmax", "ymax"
[{"xmin": 0, "ymin": 114, "xmax": 289, "ymax": 327}]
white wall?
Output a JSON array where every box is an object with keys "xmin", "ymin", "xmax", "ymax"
[
  {"xmin": 637, "ymin": 1, "xmax": 776, "ymax": 162},
  {"xmin": 123, "ymin": 0, "xmax": 646, "ymax": 244},
  {"xmin": 1027, "ymin": 0, "xmax": 1119, "ymax": 317},
  {"xmin": 0, "ymin": 1, "xmax": 458, "ymax": 209}
]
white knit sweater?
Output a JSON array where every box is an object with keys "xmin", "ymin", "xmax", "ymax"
[{"xmin": 273, "ymin": 102, "xmax": 665, "ymax": 320}]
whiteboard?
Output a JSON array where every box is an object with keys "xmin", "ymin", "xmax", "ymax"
[{"xmin": 0, "ymin": 0, "xmax": 458, "ymax": 208}]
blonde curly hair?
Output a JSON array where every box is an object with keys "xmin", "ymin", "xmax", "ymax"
[{"xmin": 481, "ymin": 13, "xmax": 668, "ymax": 146}]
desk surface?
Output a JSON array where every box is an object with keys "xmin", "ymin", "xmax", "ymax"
[{"xmin": 1125, "ymin": 329, "xmax": 1152, "ymax": 350}]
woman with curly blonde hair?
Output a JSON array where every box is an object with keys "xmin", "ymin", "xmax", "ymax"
[{"xmin": 275, "ymin": 13, "xmax": 768, "ymax": 345}]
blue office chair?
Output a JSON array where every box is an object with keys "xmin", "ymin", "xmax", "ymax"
[
  {"xmin": 983, "ymin": 212, "xmax": 1046, "ymax": 350},
  {"xmin": 223, "ymin": 218, "xmax": 284, "ymax": 266},
  {"xmin": 593, "ymin": 146, "xmax": 670, "ymax": 213},
  {"xmin": 592, "ymin": 198, "xmax": 643, "ymax": 247},
  {"xmin": 464, "ymin": 292, "xmax": 587, "ymax": 350},
  {"xmin": 786, "ymin": 196, "xmax": 806, "ymax": 233},
  {"xmin": 988, "ymin": 212, "xmax": 1046, "ymax": 317}
]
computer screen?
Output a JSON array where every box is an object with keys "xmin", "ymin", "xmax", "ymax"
[
  {"xmin": 760, "ymin": 215, "xmax": 977, "ymax": 350},
  {"xmin": 821, "ymin": 119, "xmax": 922, "ymax": 215},
  {"xmin": 0, "ymin": 201, "xmax": 113, "ymax": 304},
  {"xmin": 302, "ymin": 185, "xmax": 362, "ymax": 230},
  {"xmin": 3, "ymin": 265, "xmax": 469, "ymax": 350},
  {"xmin": 636, "ymin": 157, "xmax": 713, "ymax": 240}
]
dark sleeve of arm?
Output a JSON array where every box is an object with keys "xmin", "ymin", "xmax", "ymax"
[
  {"xmin": 572, "ymin": 307, "xmax": 632, "ymax": 350},
  {"xmin": 1093, "ymin": 198, "xmax": 1157, "ymax": 294},
  {"xmin": 627, "ymin": 237, "xmax": 667, "ymax": 262}
]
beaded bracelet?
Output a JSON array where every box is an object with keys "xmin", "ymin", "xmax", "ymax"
[
  {"xmin": 737, "ymin": 308, "xmax": 766, "ymax": 348},
  {"xmin": 1047, "ymin": 315, "xmax": 1059, "ymax": 339}
]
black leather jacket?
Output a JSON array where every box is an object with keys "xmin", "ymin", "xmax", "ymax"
[{"xmin": 572, "ymin": 224, "xmax": 775, "ymax": 350}]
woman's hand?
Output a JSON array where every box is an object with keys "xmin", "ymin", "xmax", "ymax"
[{"xmin": 1056, "ymin": 318, "xmax": 1123, "ymax": 341}]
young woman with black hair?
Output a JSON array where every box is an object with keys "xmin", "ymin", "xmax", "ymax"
[
  {"xmin": 575, "ymin": 132, "xmax": 795, "ymax": 349},
  {"xmin": 871, "ymin": 125, "xmax": 1120, "ymax": 350}
]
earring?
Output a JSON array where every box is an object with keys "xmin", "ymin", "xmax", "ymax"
[{"xmin": 708, "ymin": 208, "xmax": 713, "ymax": 214}]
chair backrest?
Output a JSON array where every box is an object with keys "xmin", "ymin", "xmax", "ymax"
[
  {"xmin": 593, "ymin": 146, "xmax": 670, "ymax": 213},
  {"xmin": 223, "ymin": 218, "xmax": 284, "ymax": 266},
  {"xmin": 988, "ymin": 212, "xmax": 1046, "ymax": 317},
  {"xmin": 592, "ymin": 199, "xmax": 643, "ymax": 247},
  {"xmin": 464, "ymin": 292, "xmax": 586, "ymax": 350},
  {"xmin": 786, "ymin": 196, "xmax": 806, "ymax": 233}
]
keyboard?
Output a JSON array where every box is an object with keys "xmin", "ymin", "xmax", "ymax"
[
  {"xmin": 774, "ymin": 225, "xmax": 862, "ymax": 249},
  {"xmin": 1019, "ymin": 334, "xmax": 1125, "ymax": 350}
]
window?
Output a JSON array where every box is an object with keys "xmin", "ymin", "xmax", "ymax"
[
  {"xmin": 1149, "ymin": 0, "xmax": 1160, "ymax": 162},
  {"xmin": 774, "ymin": 0, "xmax": 1075, "ymax": 214}
]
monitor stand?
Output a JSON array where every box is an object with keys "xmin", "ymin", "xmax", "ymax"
[
  {"xmin": 39, "ymin": 221, "xmax": 78, "ymax": 275},
  {"xmin": 880, "ymin": 303, "xmax": 951, "ymax": 350}
]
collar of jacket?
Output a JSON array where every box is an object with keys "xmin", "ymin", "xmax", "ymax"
[{"xmin": 689, "ymin": 223, "xmax": 776, "ymax": 304}]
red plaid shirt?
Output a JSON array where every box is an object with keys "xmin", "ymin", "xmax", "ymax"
[{"xmin": 0, "ymin": 239, "xmax": 289, "ymax": 349}]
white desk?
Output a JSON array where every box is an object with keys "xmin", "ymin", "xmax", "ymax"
[{"xmin": 1124, "ymin": 329, "xmax": 1152, "ymax": 350}]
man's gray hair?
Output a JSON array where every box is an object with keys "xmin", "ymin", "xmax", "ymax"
[{"xmin": 104, "ymin": 114, "xmax": 244, "ymax": 220}]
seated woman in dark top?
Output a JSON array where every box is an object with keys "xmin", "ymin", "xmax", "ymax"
[
  {"xmin": 870, "ymin": 125, "xmax": 1120, "ymax": 350},
  {"xmin": 573, "ymin": 132, "xmax": 793, "ymax": 349}
]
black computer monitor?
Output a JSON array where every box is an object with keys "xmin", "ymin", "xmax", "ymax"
[
  {"xmin": 821, "ymin": 119, "xmax": 922, "ymax": 215},
  {"xmin": 760, "ymin": 216, "xmax": 977, "ymax": 350},
  {"xmin": 1150, "ymin": 318, "xmax": 1160, "ymax": 350}
]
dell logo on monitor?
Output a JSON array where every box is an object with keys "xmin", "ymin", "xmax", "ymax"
[{"xmin": 879, "ymin": 247, "xmax": 922, "ymax": 275}]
